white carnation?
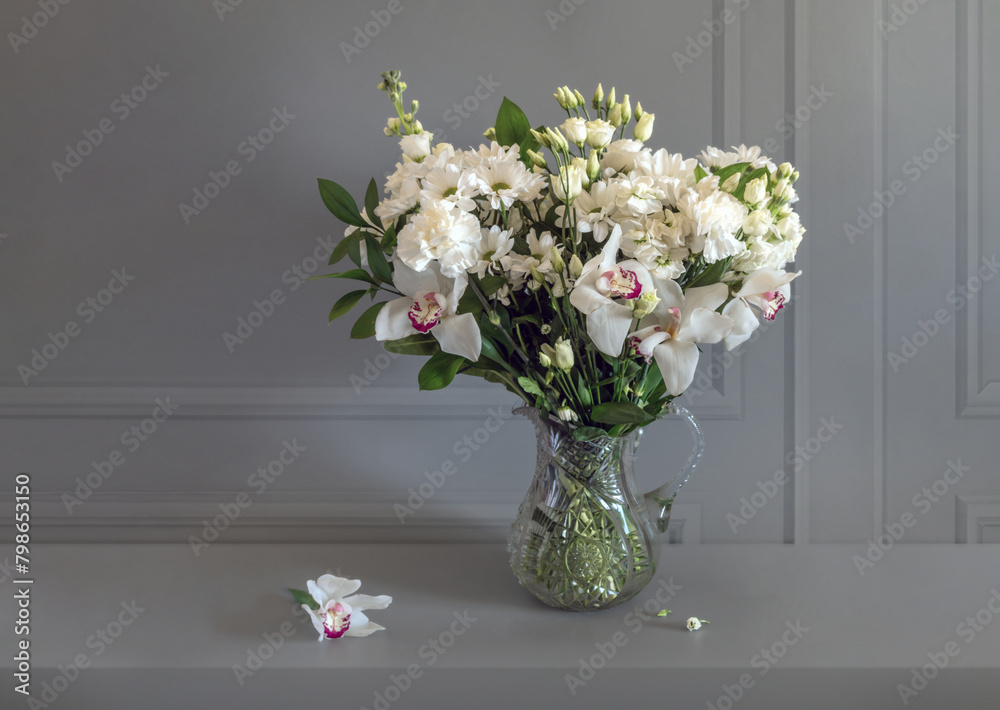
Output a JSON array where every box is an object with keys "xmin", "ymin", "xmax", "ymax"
[{"xmin": 395, "ymin": 200, "xmax": 482, "ymax": 278}]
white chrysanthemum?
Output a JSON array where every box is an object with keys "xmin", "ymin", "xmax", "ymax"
[
  {"xmin": 681, "ymin": 189, "xmax": 749, "ymax": 264},
  {"xmin": 731, "ymin": 144, "xmax": 777, "ymax": 172},
  {"xmin": 573, "ymin": 182, "xmax": 619, "ymax": 243},
  {"xmin": 613, "ymin": 173, "xmax": 666, "ymax": 218},
  {"xmin": 474, "ymin": 156, "xmax": 545, "ymax": 211},
  {"xmin": 396, "ymin": 200, "xmax": 483, "ymax": 278},
  {"xmin": 419, "ymin": 164, "xmax": 479, "ymax": 212},
  {"xmin": 601, "ymin": 139, "xmax": 649, "ymax": 174},
  {"xmin": 635, "ymin": 149, "xmax": 700, "ymax": 188},
  {"xmin": 508, "ymin": 230, "xmax": 561, "ymax": 281},
  {"xmin": 471, "ymin": 226, "xmax": 515, "ymax": 279}
]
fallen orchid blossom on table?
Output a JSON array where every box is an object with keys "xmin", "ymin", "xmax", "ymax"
[
  {"xmin": 290, "ymin": 574, "xmax": 392, "ymax": 640},
  {"xmin": 687, "ymin": 617, "xmax": 710, "ymax": 631}
]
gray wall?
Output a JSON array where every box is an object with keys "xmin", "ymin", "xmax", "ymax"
[{"xmin": 2, "ymin": 0, "xmax": 997, "ymax": 544}]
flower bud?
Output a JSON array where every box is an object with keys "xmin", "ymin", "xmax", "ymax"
[
  {"xmin": 633, "ymin": 112, "xmax": 655, "ymax": 142},
  {"xmin": 586, "ymin": 150, "xmax": 601, "ymax": 182},
  {"xmin": 540, "ymin": 323, "xmax": 553, "ymax": 335},
  {"xmin": 634, "ymin": 101, "xmax": 644, "ymax": 120},
  {"xmin": 620, "ymin": 94, "xmax": 632, "ymax": 123},
  {"xmin": 557, "ymin": 406, "xmax": 580, "ymax": 423},
  {"xmin": 539, "ymin": 352, "xmax": 552, "ymax": 368},
  {"xmin": 488, "ymin": 310, "xmax": 502, "ymax": 326},
  {"xmin": 483, "ymin": 126, "xmax": 496, "ymax": 141},
  {"xmin": 526, "ymin": 149, "xmax": 549, "ymax": 169},
  {"xmin": 573, "ymin": 89, "xmax": 586, "ymax": 107},
  {"xmin": 631, "ymin": 289, "xmax": 660, "ymax": 319},
  {"xmin": 572, "ymin": 156, "xmax": 590, "ymax": 189},
  {"xmin": 608, "ymin": 104, "xmax": 623, "ymax": 128},
  {"xmin": 549, "ymin": 247, "xmax": 565, "ymax": 273},
  {"xmin": 743, "ymin": 176, "xmax": 768, "ymax": 206},
  {"xmin": 554, "ymin": 87, "xmax": 569, "ymax": 109},
  {"xmin": 569, "ymin": 254, "xmax": 584, "ymax": 279},
  {"xmin": 721, "ymin": 173, "xmax": 740, "ymax": 193},
  {"xmin": 593, "ymin": 83, "xmax": 604, "ymax": 109},
  {"xmin": 551, "ymin": 163, "xmax": 583, "ymax": 203},
  {"xmin": 529, "ymin": 264, "xmax": 545, "ymax": 283},
  {"xmin": 606, "ymin": 87, "xmax": 616, "ymax": 109},
  {"xmin": 546, "ymin": 127, "xmax": 569, "ymax": 153},
  {"xmin": 412, "ymin": 119, "xmax": 423, "ymax": 132},
  {"xmin": 542, "ymin": 338, "xmax": 575, "ymax": 371},
  {"xmin": 530, "ymin": 128, "xmax": 550, "ymax": 148}
]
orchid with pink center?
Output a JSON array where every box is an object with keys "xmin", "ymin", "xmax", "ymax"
[
  {"xmin": 375, "ymin": 262, "xmax": 482, "ymax": 361},
  {"xmin": 631, "ymin": 280, "xmax": 735, "ymax": 396},
  {"xmin": 722, "ymin": 268, "xmax": 800, "ymax": 350},
  {"xmin": 569, "ymin": 224, "xmax": 654, "ymax": 356},
  {"xmin": 303, "ymin": 574, "xmax": 392, "ymax": 640}
]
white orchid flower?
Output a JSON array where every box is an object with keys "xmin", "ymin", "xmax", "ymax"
[
  {"xmin": 303, "ymin": 574, "xmax": 392, "ymax": 640},
  {"xmin": 374, "ymin": 262, "xmax": 482, "ymax": 361},
  {"xmin": 569, "ymin": 224, "xmax": 654, "ymax": 357},
  {"xmin": 630, "ymin": 280, "xmax": 734, "ymax": 396},
  {"xmin": 722, "ymin": 268, "xmax": 800, "ymax": 350}
]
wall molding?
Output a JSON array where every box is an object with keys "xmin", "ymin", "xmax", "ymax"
[
  {"xmin": 957, "ymin": 0, "xmax": 1000, "ymax": 418},
  {"xmin": 957, "ymin": 495, "xmax": 1000, "ymax": 543},
  {"xmin": 0, "ymin": 492, "xmax": 700, "ymax": 545}
]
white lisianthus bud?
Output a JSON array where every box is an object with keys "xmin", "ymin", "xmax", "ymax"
[
  {"xmin": 593, "ymin": 83, "xmax": 604, "ymax": 109},
  {"xmin": 743, "ymin": 176, "xmax": 768, "ymax": 206},
  {"xmin": 573, "ymin": 89, "xmax": 586, "ymax": 107},
  {"xmin": 633, "ymin": 112, "xmax": 655, "ymax": 142},
  {"xmin": 569, "ymin": 254, "xmax": 584, "ymax": 279},
  {"xmin": 607, "ymin": 104, "xmax": 623, "ymax": 128},
  {"xmin": 586, "ymin": 151, "xmax": 601, "ymax": 182},
  {"xmin": 542, "ymin": 338, "xmax": 575, "ymax": 371},
  {"xmin": 530, "ymin": 128, "xmax": 550, "ymax": 148},
  {"xmin": 773, "ymin": 178, "xmax": 792, "ymax": 201},
  {"xmin": 560, "ymin": 117, "xmax": 588, "ymax": 146},
  {"xmin": 778, "ymin": 162, "xmax": 794, "ymax": 179},
  {"xmin": 546, "ymin": 127, "xmax": 569, "ymax": 153},
  {"xmin": 551, "ymin": 163, "xmax": 583, "ymax": 203},
  {"xmin": 790, "ymin": 169, "xmax": 801, "ymax": 183},
  {"xmin": 399, "ymin": 131, "xmax": 432, "ymax": 162},
  {"xmin": 539, "ymin": 352, "xmax": 552, "ymax": 368},
  {"xmin": 634, "ymin": 101, "xmax": 644, "ymax": 120},
  {"xmin": 742, "ymin": 208, "xmax": 774, "ymax": 237},
  {"xmin": 721, "ymin": 174, "xmax": 741, "ymax": 193},
  {"xmin": 549, "ymin": 248, "xmax": 565, "ymax": 273},
  {"xmin": 605, "ymin": 87, "xmax": 616, "ymax": 109},
  {"xmin": 557, "ymin": 405, "xmax": 580, "ymax": 423},
  {"xmin": 572, "ymin": 156, "xmax": 590, "ymax": 189},
  {"xmin": 526, "ymin": 149, "xmax": 548, "ymax": 169},
  {"xmin": 620, "ymin": 94, "xmax": 632, "ymax": 124},
  {"xmin": 564, "ymin": 86, "xmax": 578, "ymax": 108},
  {"xmin": 483, "ymin": 126, "xmax": 496, "ymax": 141},
  {"xmin": 585, "ymin": 119, "xmax": 616, "ymax": 148},
  {"xmin": 631, "ymin": 289, "xmax": 660, "ymax": 319}
]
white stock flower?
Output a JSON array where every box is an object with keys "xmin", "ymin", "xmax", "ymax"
[
  {"xmin": 399, "ymin": 131, "xmax": 433, "ymax": 162},
  {"xmin": 396, "ymin": 200, "xmax": 482, "ymax": 277},
  {"xmin": 375, "ymin": 262, "xmax": 482, "ymax": 361},
  {"xmin": 681, "ymin": 188, "xmax": 749, "ymax": 263},
  {"xmin": 302, "ymin": 574, "xmax": 392, "ymax": 640}
]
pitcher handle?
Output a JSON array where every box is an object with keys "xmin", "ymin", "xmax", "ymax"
[{"xmin": 643, "ymin": 402, "xmax": 704, "ymax": 535}]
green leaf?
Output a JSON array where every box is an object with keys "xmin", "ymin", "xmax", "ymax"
[
  {"xmin": 329, "ymin": 233, "xmax": 359, "ymax": 266},
  {"xmin": 351, "ymin": 301, "xmax": 387, "ymax": 339},
  {"xmin": 418, "ymin": 351, "xmax": 467, "ymax": 391},
  {"xmin": 479, "ymin": 336, "xmax": 515, "ymax": 373},
  {"xmin": 364, "ymin": 234, "xmax": 393, "ymax": 284},
  {"xmin": 694, "ymin": 164, "xmax": 708, "ymax": 182},
  {"xmin": 289, "ymin": 588, "xmax": 318, "ymax": 610},
  {"xmin": 318, "ymin": 178, "xmax": 365, "ymax": 227},
  {"xmin": 479, "ymin": 275, "xmax": 507, "ymax": 297},
  {"xmin": 713, "ymin": 161, "xmax": 750, "ymax": 183},
  {"xmin": 309, "ymin": 268, "xmax": 377, "ymax": 286},
  {"xmin": 381, "ymin": 223, "xmax": 397, "ymax": 252},
  {"xmin": 364, "ymin": 178, "xmax": 380, "ymax": 220},
  {"xmin": 640, "ymin": 363, "xmax": 664, "ymax": 399},
  {"xmin": 329, "ymin": 289, "xmax": 368, "ymax": 321},
  {"xmin": 591, "ymin": 401, "xmax": 657, "ymax": 426},
  {"xmin": 517, "ymin": 376, "xmax": 544, "ymax": 397},
  {"xmin": 576, "ymin": 372, "xmax": 593, "ymax": 407},
  {"xmin": 384, "ymin": 334, "xmax": 439, "ymax": 356},
  {"xmin": 495, "ymin": 98, "xmax": 531, "ymax": 147},
  {"xmin": 687, "ymin": 257, "xmax": 733, "ymax": 289},
  {"xmin": 572, "ymin": 426, "xmax": 608, "ymax": 442},
  {"xmin": 347, "ymin": 235, "xmax": 363, "ymax": 268}
]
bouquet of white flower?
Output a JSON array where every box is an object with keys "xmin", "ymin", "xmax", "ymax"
[{"xmin": 317, "ymin": 71, "xmax": 803, "ymax": 436}]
